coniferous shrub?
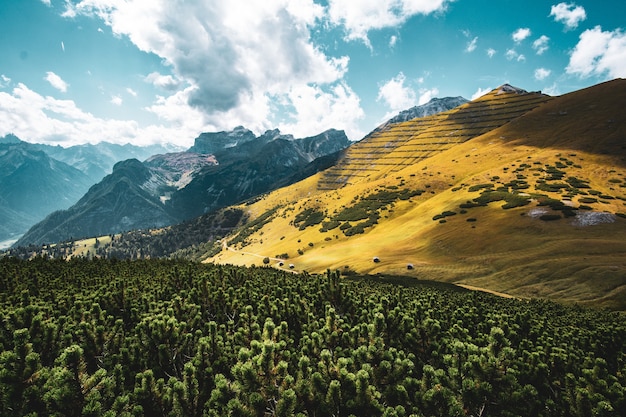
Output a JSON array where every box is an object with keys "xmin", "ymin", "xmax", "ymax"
[{"xmin": 0, "ymin": 258, "xmax": 625, "ymax": 416}]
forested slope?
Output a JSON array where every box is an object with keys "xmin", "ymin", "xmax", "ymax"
[{"xmin": 1, "ymin": 258, "xmax": 624, "ymax": 416}]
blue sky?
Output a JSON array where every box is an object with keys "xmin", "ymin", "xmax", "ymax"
[{"xmin": 0, "ymin": 0, "xmax": 624, "ymax": 147}]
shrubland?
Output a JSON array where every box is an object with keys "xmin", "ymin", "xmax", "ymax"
[{"xmin": 1, "ymin": 257, "xmax": 624, "ymax": 416}]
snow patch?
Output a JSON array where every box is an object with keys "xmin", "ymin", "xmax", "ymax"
[
  {"xmin": 571, "ymin": 212, "xmax": 616, "ymax": 227},
  {"xmin": 527, "ymin": 208, "xmax": 549, "ymax": 218}
]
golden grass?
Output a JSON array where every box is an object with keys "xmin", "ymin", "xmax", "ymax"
[{"xmin": 207, "ymin": 81, "xmax": 626, "ymax": 309}]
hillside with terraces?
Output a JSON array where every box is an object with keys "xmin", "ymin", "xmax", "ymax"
[
  {"xmin": 318, "ymin": 85, "xmax": 552, "ymax": 189},
  {"xmin": 208, "ymin": 80, "xmax": 626, "ymax": 309}
]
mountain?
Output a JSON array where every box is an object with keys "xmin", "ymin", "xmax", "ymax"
[
  {"xmin": 15, "ymin": 128, "xmax": 350, "ymax": 246},
  {"xmin": 374, "ymin": 96, "xmax": 469, "ymax": 132},
  {"xmin": 32, "ymin": 141, "xmax": 174, "ymax": 183},
  {"xmin": 0, "ymin": 141, "xmax": 93, "ymax": 245},
  {"xmin": 0, "ymin": 135, "xmax": 174, "ymax": 247},
  {"xmin": 11, "ymin": 80, "xmax": 626, "ymax": 310},
  {"xmin": 188, "ymin": 126, "xmax": 257, "ymax": 154},
  {"xmin": 15, "ymin": 158, "xmax": 183, "ymax": 246},
  {"xmin": 169, "ymin": 128, "xmax": 351, "ymax": 219},
  {"xmin": 201, "ymin": 79, "xmax": 626, "ymax": 310}
]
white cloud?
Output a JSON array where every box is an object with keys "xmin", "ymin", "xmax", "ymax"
[
  {"xmin": 471, "ymin": 87, "xmax": 491, "ymax": 100},
  {"xmin": 279, "ymin": 82, "xmax": 365, "ymax": 140},
  {"xmin": 145, "ymin": 72, "xmax": 181, "ymax": 91},
  {"xmin": 506, "ymin": 49, "xmax": 526, "ymax": 62},
  {"xmin": 327, "ymin": 0, "xmax": 452, "ymax": 47},
  {"xmin": 486, "ymin": 48, "xmax": 496, "ymax": 58},
  {"xmin": 377, "ymin": 73, "xmax": 416, "ymax": 111},
  {"xmin": 533, "ymin": 35, "xmax": 550, "ymax": 55},
  {"xmin": 534, "ymin": 67, "xmax": 551, "ymax": 80},
  {"xmin": 44, "ymin": 71, "xmax": 68, "ymax": 93},
  {"xmin": 0, "ymin": 74, "xmax": 10, "ymax": 88},
  {"xmin": 40, "ymin": 0, "xmax": 51, "ymax": 6},
  {"xmin": 566, "ymin": 26, "xmax": 626, "ymax": 78},
  {"xmin": 550, "ymin": 2, "xmax": 586, "ymax": 30},
  {"xmin": 0, "ymin": 82, "xmax": 201, "ymax": 147},
  {"xmin": 466, "ymin": 36, "xmax": 478, "ymax": 53},
  {"xmin": 543, "ymin": 83, "xmax": 560, "ymax": 96},
  {"xmin": 126, "ymin": 87, "xmax": 137, "ymax": 97},
  {"xmin": 61, "ymin": 41, "xmax": 65, "ymax": 52},
  {"xmin": 110, "ymin": 95, "xmax": 123, "ymax": 106},
  {"xmin": 389, "ymin": 35, "xmax": 398, "ymax": 48},
  {"xmin": 64, "ymin": 0, "xmax": 364, "ymax": 140},
  {"xmin": 512, "ymin": 28, "xmax": 531, "ymax": 43},
  {"xmin": 418, "ymin": 87, "xmax": 439, "ymax": 105}
]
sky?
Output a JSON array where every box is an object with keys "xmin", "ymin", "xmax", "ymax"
[{"xmin": 0, "ymin": 0, "xmax": 624, "ymax": 148}]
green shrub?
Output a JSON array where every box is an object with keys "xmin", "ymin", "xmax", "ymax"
[{"xmin": 468, "ymin": 183, "xmax": 494, "ymax": 192}]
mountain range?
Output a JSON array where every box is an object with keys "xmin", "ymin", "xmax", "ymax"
[
  {"xmin": 14, "ymin": 128, "xmax": 353, "ymax": 246},
  {"xmin": 0, "ymin": 135, "xmax": 171, "ymax": 247},
  {"xmin": 6, "ymin": 81, "xmax": 626, "ymax": 310}
]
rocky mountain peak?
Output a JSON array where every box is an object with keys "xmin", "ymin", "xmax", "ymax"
[{"xmin": 496, "ymin": 84, "xmax": 528, "ymax": 95}]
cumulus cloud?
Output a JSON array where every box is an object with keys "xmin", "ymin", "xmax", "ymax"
[
  {"xmin": 0, "ymin": 74, "xmax": 10, "ymax": 88},
  {"xmin": 566, "ymin": 26, "xmax": 626, "ymax": 78},
  {"xmin": 534, "ymin": 67, "xmax": 551, "ymax": 80},
  {"xmin": 471, "ymin": 87, "xmax": 491, "ymax": 100},
  {"xmin": 279, "ymin": 82, "xmax": 364, "ymax": 139},
  {"xmin": 63, "ymin": 0, "xmax": 365, "ymax": 139},
  {"xmin": 533, "ymin": 35, "xmax": 550, "ymax": 55},
  {"xmin": 543, "ymin": 83, "xmax": 560, "ymax": 96},
  {"xmin": 40, "ymin": 0, "xmax": 51, "ymax": 6},
  {"xmin": 327, "ymin": 0, "xmax": 452, "ymax": 47},
  {"xmin": 506, "ymin": 49, "xmax": 526, "ymax": 62},
  {"xmin": 0, "ymin": 82, "xmax": 201, "ymax": 147},
  {"xmin": 145, "ymin": 72, "xmax": 181, "ymax": 91},
  {"xmin": 486, "ymin": 48, "xmax": 496, "ymax": 58},
  {"xmin": 377, "ymin": 73, "xmax": 416, "ymax": 111},
  {"xmin": 418, "ymin": 87, "xmax": 439, "ymax": 105},
  {"xmin": 44, "ymin": 71, "xmax": 68, "ymax": 93},
  {"xmin": 110, "ymin": 95, "xmax": 123, "ymax": 106},
  {"xmin": 389, "ymin": 35, "xmax": 398, "ymax": 48},
  {"xmin": 466, "ymin": 36, "xmax": 478, "ymax": 53},
  {"xmin": 126, "ymin": 87, "xmax": 137, "ymax": 97},
  {"xmin": 550, "ymin": 2, "xmax": 586, "ymax": 30},
  {"xmin": 512, "ymin": 28, "xmax": 531, "ymax": 43}
]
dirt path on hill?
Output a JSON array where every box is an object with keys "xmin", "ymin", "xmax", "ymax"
[
  {"xmin": 220, "ymin": 241, "xmax": 299, "ymax": 273},
  {"xmin": 455, "ymin": 284, "xmax": 519, "ymax": 299}
]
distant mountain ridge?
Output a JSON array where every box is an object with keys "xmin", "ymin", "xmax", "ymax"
[
  {"xmin": 0, "ymin": 135, "xmax": 173, "ymax": 247},
  {"xmin": 0, "ymin": 141, "xmax": 93, "ymax": 245},
  {"xmin": 15, "ymin": 128, "xmax": 351, "ymax": 246}
]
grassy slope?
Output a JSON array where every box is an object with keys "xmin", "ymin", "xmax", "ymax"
[{"xmin": 210, "ymin": 80, "xmax": 626, "ymax": 310}]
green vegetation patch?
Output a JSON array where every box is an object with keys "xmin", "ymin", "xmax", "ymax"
[
  {"xmin": 0, "ymin": 258, "xmax": 625, "ymax": 416},
  {"xmin": 329, "ymin": 189, "xmax": 423, "ymax": 236},
  {"xmin": 473, "ymin": 191, "xmax": 531, "ymax": 209},
  {"xmin": 293, "ymin": 208, "xmax": 326, "ymax": 230}
]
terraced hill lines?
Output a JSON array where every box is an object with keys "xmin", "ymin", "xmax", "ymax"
[{"xmin": 317, "ymin": 86, "xmax": 552, "ymax": 189}]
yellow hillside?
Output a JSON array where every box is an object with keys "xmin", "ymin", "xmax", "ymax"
[{"xmin": 208, "ymin": 80, "xmax": 626, "ymax": 310}]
